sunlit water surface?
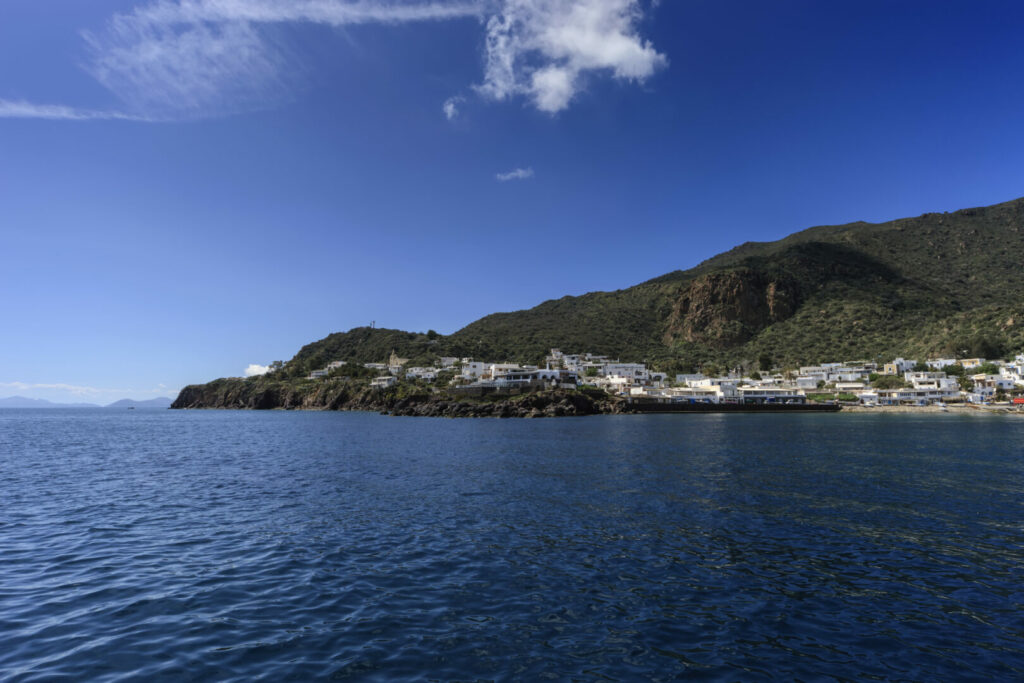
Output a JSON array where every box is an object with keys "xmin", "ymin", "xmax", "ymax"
[{"xmin": 1, "ymin": 409, "xmax": 1022, "ymax": 681}]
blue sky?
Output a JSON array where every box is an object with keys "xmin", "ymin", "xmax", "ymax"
[{"xmin": 2, "ymin": 0, "xmax": 1023, "ymax": 403}]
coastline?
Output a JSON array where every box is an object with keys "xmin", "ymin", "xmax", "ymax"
[
  {"xmin": 171, "ymin": 376, "xmax": 1023, "ymax": 418},
  {"xmin": 839, "ymin": 403, "xmax": 1024, "ymax": 415}
]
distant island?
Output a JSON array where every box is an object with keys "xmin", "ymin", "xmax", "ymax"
[
  {"xmin": 0, "ymin": 396, "xmax": 101, "ymax": 409},
  {"xmin": 0, "ymin": 396, "xmax": 174, "ymax": 409},
  {"xmin": 105, "ymin": 397, "xmax": 174, "ymax": 409},
  {"xmin": 173, "ymin": 196, "xmax": 1024, "ymax": 415}
]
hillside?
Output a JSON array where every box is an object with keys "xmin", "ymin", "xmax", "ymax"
[{"xmin": 239, "ymin": 195, "xmax": 1024, "ymax": 381}]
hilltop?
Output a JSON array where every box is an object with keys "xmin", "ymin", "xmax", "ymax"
[{"xmin": 275, "ymin": 195, "xmax": 1024, "ymax": 376}]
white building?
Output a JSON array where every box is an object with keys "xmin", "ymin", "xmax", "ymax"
[
  {"xmin": 663, "ymin": 386, "xmax": 725, "ymax": 403},
  {"xmin": 971, "ymin": 374, "xmax": 1016, "ymax": 391},
  {"xmin": 736, "ymin": 386, "xmax": 805, "ymax": 403},
  {"xmin": 308, "ymin": 369, "xmax": 329, "ymax": 379},
  {"xmin": 459, "ymin": 361, "xmax": 488, "ymax": 380},
  {"xmin": 999, "ymin": 356, "xmax": 1024, "ymax": 387},
  {"xmin": 876, "ymin": 387, "xmax": 958, "ymax": 405},
  {"xmin": 405, "ymin": 367, "xmax": 439, "ymax": 382},
  {"xmin": 370, "ymin": 376, "xmax": 398, "ymax": 388},
  {"xmin": 883, "ymin": 358, "xmax": 917, "ymax": 375}
]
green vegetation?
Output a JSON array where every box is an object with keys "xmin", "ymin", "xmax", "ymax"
[
  {"xmin": 871, "ymin": 375, "xmax": 908, "ymax": 390},
  {"xmin": 975, "ymin": 362, "xmax": 1001, "ymax": 375},
  {"xmin": 805, "ymin": 392, "xmax": 857, "ymax": 403},
  {"xmin": 197, "ymin": 196, "xmax": 1024, "ymax": 390}
]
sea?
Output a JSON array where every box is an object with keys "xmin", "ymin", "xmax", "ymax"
[{"xmin": 1, "ymin": 408, "xmax": 1022, "ymax": 681}]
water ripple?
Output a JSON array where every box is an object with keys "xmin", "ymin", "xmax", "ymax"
[{"xmin": 0, "ymin": 409, "xmax": 1022, "ymax": 680}]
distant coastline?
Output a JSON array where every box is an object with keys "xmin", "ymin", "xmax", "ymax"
[{"xmin": 0, "ymin": 396, "xmax": 174, "ymax": 409}]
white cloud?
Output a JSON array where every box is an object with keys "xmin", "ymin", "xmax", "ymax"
[
  {"xmin": 443, "ymin": 95, "xmax": 464, "ymax": 120},
  {"xmin": 81, "ymin": 0, "xmax": 483, "ymax": 118},
  {"xmin": 496, "ymin": 166, "xmax": 534, "ymax": 181},
  {"xmin": 244, "ymin": 363, "xmax": 271, "ymax": 377},
  {"xmin": 479, "ymin": 0, "xmax": 667, "ymax": 112},
  {"xmin": 0, "ymin": 99, "xmax": 142, "ymax": 121},
  {"xmin": 5, "ymin": 0, "xmax": 664, "ymax": 120}
]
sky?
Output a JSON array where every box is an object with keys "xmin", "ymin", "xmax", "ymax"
[{"xmin": 2, "ymin": 0, "xmax": 1024, "ymax": 403}]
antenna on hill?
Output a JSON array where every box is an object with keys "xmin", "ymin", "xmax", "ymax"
[{"xmin": 371, "ymin": 320, "xmax": 375, "ymax": 329}]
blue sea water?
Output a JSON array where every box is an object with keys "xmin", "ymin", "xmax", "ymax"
[{"xmin": 0, "ymin": 408, "xmax": 1022, "ymax": 681}]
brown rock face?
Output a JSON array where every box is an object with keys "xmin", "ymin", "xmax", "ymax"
[{"xmin": 663, "ymin": 269, "xmax": 798, "ymax": 347}]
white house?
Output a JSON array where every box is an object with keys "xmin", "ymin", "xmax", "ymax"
[
  {"xmin": 664, "ymin": 386, "xmax": 725, "ymax": 403},
  {"xmin": 459, "ymin": 361, "xmax": 488, "ymax": 380},
  {"xmin": 370, "ymin": 376, "xmax": 398, "ymax": 388},
  {"xmin": 736, "ymin": 386, "xmax": 805, "ymax": 404},
  {"xmin": 971, "ymin": 374, "xmax": 1015, "ymax": 391},
  {"xmin": 883, "ymin": 358, "xmax": 917, "ymax": 375},
  {"xmin": 876, "ymin": 387, "xmax": 958, "ymax": 405},
  {"xmin": 999, "ymin": 356, "xmax": 1024, "ymax": 387},
  {"xmin": 405, "ymin": 367, "xmax": 439, "ymax": 382},
  {"xmin": 308, "ymin": 369, "xmax": 329, "ymax": 379}
]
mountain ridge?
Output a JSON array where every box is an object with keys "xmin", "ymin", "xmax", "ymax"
[
  {"xmin": 0, "ymin": 396, "xmax": 101, "ymax": 408},
  {"xmin": 199, "ymin": 194, "xmax": 1024, "ymax": 385}
]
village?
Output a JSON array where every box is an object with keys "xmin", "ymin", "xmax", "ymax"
[{"xmin": 303, "ymin": 348, "xmax": 1024, "ymax": 408}]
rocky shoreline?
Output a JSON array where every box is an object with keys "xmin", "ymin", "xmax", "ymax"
[
  {"xmin": 171, "ymin": 378, "xmax": 1023, "ymax": 418},
  {"xmin": 171, "ymin": 378, "xmax": 627, "ymax": 418}
]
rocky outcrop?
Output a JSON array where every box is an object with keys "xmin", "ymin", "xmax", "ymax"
[
  {"xmin": 171, "ymin": 380, "xmax": 626, "ymax": 418},
  {"xmin": 385, "ymin": 390, "xmax": 625, "ymax": 418},
  {"xmin": 663, "ymin": 269, "xmax": 798, "ymax": 347}
]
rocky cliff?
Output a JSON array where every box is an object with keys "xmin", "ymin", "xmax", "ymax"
[
  {"xmin": 172, "ymin": 378, "xmax": 626, "ymax": 417},
  {"xmin": 663, "ymin": 269, "xmax": 799, "ymax": 346}
]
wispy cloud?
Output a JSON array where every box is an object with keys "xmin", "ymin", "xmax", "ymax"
[
  {"xmin": 496, "ymin": 166, "xmax": 534, "ymax": 181},
  {"xmin": 82, "ymin": 0, "xmax": 484, "ymax": 118},
  {"xmin": 6, "ymin": 0, "xmax": 664, "ymax": 121},
  {"xmin": 443, "ymin": 95, "xmax": 464, "ymax": 120},
  {"xmin": 0, "ymin": 99, "xmax": 143, "ymax": 121},
  {"xmin": 244, "ymin": 363, "xmax": 271, "ymax": 377}
]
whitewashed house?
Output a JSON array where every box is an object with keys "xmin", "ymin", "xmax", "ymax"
[
  {"xmin": 405, "ymin": 367, "xmax": 439, "ymax": 382},
  {"xmin": 883, "ymin": 358, "xmax": 917, "ymax": 375},
  {"xmin": 459, "ymin": 361, "xmax": 488, "ymax": 380}
]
